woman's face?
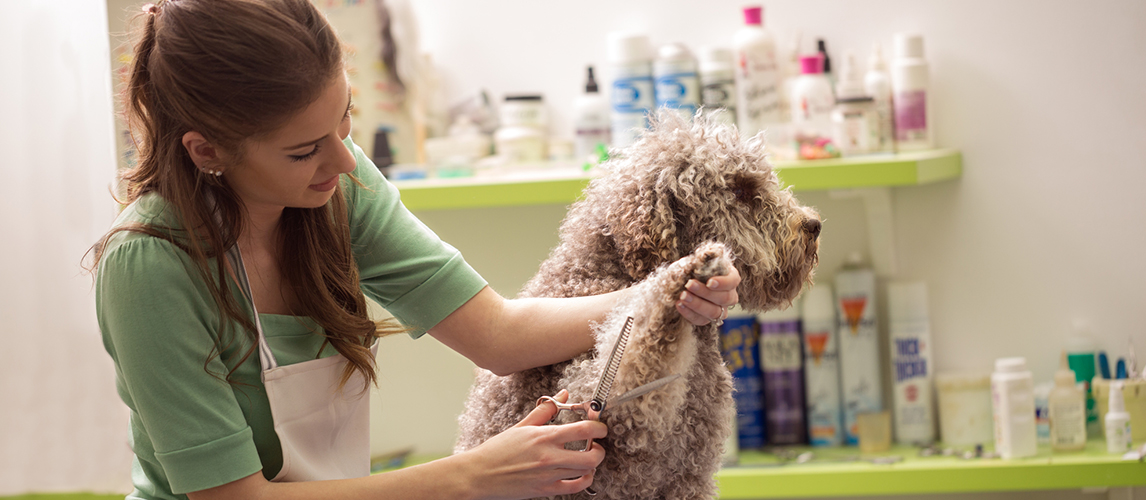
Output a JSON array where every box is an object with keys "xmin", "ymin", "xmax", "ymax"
[{"xmin": 226, "ymin": 75, "xmax": 356, "ymax": 212}]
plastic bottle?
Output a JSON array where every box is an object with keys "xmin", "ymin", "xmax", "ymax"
[
  {"xmin": 758, "ymin": 304, "xmax": 807, "ymax": 445},
  {"xmin": 1066, "ymin": 321, "xmax": 1100, "ymax": 437},
  {"xmin": 992, "ymin": 357, "xmax": 1038, "ymax": 459},
  {"xmin": 1049, "ymin": 351, "xmax": 1088, "ymax": 452},
  {"xmin": 816, "ymin": 38, "xmax": 834, "ymax": 87},
  {"xmin": 1105, "ymin": 381, "xmax": 1132, "ymax": 453},
  {"xmin": 864, "ymin": 43, "xmax": 895, "ymax": 153},
  {"xmin": 732, "ymin": 5, "xmax": 782, "ymax": 140},
  {"xmin": 835, "ymin": 253, "xmax": 882, "ymax": 445},
  {"xmin": 802, "ymin": 285, "xmax": 843, "ymax": 446},
  {"xmin": 1033, "ymin": 381, "xmax": 1052, "ymax": 446},
  {"xmin": 890, "ymin": 33, "xmax": 933, "ymax": 150},
  {"xmin": 654, "ymin": 43, "xmax": 701, "ymax": 122},
  {"xmin": 719, "ymin": 307, "xmax": 765, "ymax": 449},
  {"xmin": 831, "ymin": 49, "xmax": 879, "ymax": 157},
  {"xmin": 608, "ymin": 32, "xmax": 654, "ymax": 149},
  {"xmin": 790, "ymin": 55, "xmax": 838, "ymax": 160},
  {"xmin": 698, "ymin": 46, "xmax": 737, "ymax": 126},
  {"xmin": 572, "ymin": 67, "xmax": 611, "ymax": 165},
  {"xmin": 888, "ymin": 281, "xmax": 935, "ymax": 445}
]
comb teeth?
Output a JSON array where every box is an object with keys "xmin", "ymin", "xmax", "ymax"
[{"xmin": 592, "ymin": 316, "xmax": 634, "ymax": 409}]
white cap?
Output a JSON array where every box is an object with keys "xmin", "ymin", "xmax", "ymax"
[
  {"xmin": 995, "ymin": 357, "xmax": 1028, "ymax": 373},
  {"xmin": 835, "ymin": 49, "xmax": 867, "ymax": 100},
  {"xmin": 608, "ymin": 32, "xmax": 652, "ymax": 64},
  {"xmin": 868, "ymin": 42, "xmax": 887, "ymax": 72},
  {"xmin": 894, "ymin": 33, "xmax": 925, "ymax": 59},
  {"xmin": 1109, "ymin": 381, "xmax": 1127, "ymax": 413},
  {"xmin": 801, "ymin": 285, "xmax": 835, "ymax": 321},
  {"xmin": 698, "ymin": 46, "xmax": 733, "ymax": 72},
  {"xmin": 842, "ymin": 251, "xmax": 867, "ymax": 269},
  {"xmin": 888, "ymin": 281, "xmax": 929, "ymax": 323},
  {"xmin": 656, "ymin": 42, "xmax": 694, "ymax": 63}
]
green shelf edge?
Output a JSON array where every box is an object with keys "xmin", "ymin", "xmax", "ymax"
[
  {"xmin": 716, "ymin": 441, "xmax": 1146, "ymax": 498},
  {"xmin": 392, "ymin": 149, "xmax": 962, "ymax": 212}
]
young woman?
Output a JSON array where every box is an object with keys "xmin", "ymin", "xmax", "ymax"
[{"xmin": 90, "ymin": 1, "xmax": 739, "ymax": 499}]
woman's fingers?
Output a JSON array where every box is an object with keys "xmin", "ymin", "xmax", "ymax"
[{"xmin": 676, "ymin": 265, "xmax": 742, "ymax": 326}]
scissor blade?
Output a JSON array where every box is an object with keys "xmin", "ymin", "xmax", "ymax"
[
  {"xmin": 590, "ymin": 315, "xmax": 634, "ymax": 412},
  {"xmin": 611, "ymin": 374, "xmax": 682, "ymax": 407}
]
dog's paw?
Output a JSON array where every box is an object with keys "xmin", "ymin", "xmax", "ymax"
[{"xmin": 689, "ymin": 241, "xmax": 733, "ymax": 284}]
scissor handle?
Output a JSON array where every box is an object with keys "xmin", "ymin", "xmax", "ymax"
[{"xmin": 535, "ymin": 395, "xmax": 601, "ymax": 452}]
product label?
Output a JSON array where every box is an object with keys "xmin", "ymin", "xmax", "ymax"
[
  {"xmin": 804, "ymin": 320, "xmax": 842, "ymax": 446},
  {"xmin": 655, "ymin": 72, "xmax": 700, "ymax": 118},
  {"xmin": 894, "ymin": 338, "xmax": 928, "ymax": 383},
  {"xmin": 759, "ymin": 318, "xmax": 806, "ymax": 444},
  {"xmin": 1049, "ymin": 399, "xmax": 1086, "ymax": 448},
  {"xmin": 832, "ymin": 107, "xmax": 879, "ymax": 156},
  {"xmin": 894, "ymin": 89, "xmax": 928, "ymax": 141},
  {"xmin": 720, "ymin": 316, "xmax": 765, "ymax": 448},
  {"xmin": 734, "ymin": 49, "xmax": 781, "ymax": 135}
]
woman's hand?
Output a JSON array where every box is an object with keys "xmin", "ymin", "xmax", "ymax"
[
  {"xmin": 463, "ymin": 390, "xmax": 607, "ymax": 500},
  {"xmin": 675, "ymin": 265, "xmax": 741, "ymax": 326}
]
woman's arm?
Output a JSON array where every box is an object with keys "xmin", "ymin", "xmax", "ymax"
[
  {"xmin": 188, "ymin": 391, "xmax": 606, "ymax": 500},
  {"xmin": 428, "ymin": 269, "xmax": 741, "ymax": 376}
]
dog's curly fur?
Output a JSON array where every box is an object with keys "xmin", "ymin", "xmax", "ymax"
[{"xmin": 455, "ymin": 113, "xmax": 820, "ymax": 499}]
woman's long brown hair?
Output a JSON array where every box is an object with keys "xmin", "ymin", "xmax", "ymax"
[{"xmin": 88, "ymin": 0, "xmax": 398, "ymax": 390}]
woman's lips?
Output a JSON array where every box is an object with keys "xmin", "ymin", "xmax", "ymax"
[{"xmin": 309, "ymin": 176, "xmax": 339, "ymax": 192}]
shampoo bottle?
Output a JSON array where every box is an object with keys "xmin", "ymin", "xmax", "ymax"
[
  {"xmin": 790, "ymin": 55, "xmax": 838, "ymax": 160},
  {"xmin": 864, "ymin": 43, "xmax": 894, "ymax": 153},
  {"xmin": 802, "ymin": 285, "xmax": 844, "ymax": 446},
  {"xmin": 888, "ymin": 281, "xmax": 935, "ymax": 445},
  {"xmin": 759, "ymin": 305, "xmax": 807, "ymax": 445},
  {"xmin": 654, "ymin": 43, "xmax": 701, "ymax": 122},
  {"xmin": 608, "ymin": 32, "xmax": 654, "ymax": 149},
  {"xmin": 1049, "ymin": 351, "xmax": 1087, "ymax": 452},
  {"xmin": 698, "ymin": 46, "xmax": 737, "ymax": 126},
  {"xmin": 992, "ymin": 357, "xmax": 1038, "ymax": 459},
  {"xmin": 732, "ymin": 5, "xmax": 782, "ymax": 140},
  {"xmin": 890, "ymin": 33, "xmax": 933, "ymax": 150},
  {"xmin": 1105, "ymin": 381, "xmax": 1132, "ymax": 453},
  {"xmin": 836, "ymin": 253, "xmax": 882, "ymax": 445},
  {"xmin": 572, "ymin": 66, "xmax": 611, "ymax": 165}
]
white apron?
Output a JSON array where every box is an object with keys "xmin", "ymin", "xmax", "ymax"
[{"xmin": 228, "ymin": 246, "xmax": 377, "ymax": 482}]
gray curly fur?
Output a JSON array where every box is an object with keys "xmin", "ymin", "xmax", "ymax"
[{"xmin": 456, "ymin": 112, "xmax": 820, "ymax": 499}]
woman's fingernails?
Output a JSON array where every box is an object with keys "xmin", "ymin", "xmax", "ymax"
[
  {"xmin": 681, "ymin": 291, "xmax": 693, "ymax": 303},
  {"xmin": 707, "ymin": 278, "xmax": 719, "ymax": 289}
]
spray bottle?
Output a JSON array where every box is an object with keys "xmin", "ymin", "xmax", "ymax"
[
  {"xmin": 1106, "ymin": 381, "xmax": 1132, "ymax": 453},
  {"xmin": 888, "ymin": 281, "xmax": 935, "ymax": 445},
  {"xmin": 835, "ymin": 253, "xmax": 882, "ymax": 445},
  {"xmin": 802, "ymin": 285, "xmax": 843, "ymax": 446},
  {"xmin": 572, "ymin": 66, "xmax": 610, "ymax": 165},
  {"xmin": 864, "ymin": 43, "xmax": 894, "ymax": 153}
]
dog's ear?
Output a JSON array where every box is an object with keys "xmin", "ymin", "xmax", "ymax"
[{"xmin": 605, "ymin": 173, "xmax": 681, "ymax": 280}]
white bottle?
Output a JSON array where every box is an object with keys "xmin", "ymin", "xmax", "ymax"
[
  {"xmin": 831, "ymin": 49, "xmax": 879, "ymax": 157},
  {"xmin": 572, "ymin": 66, "xmax": 611, "ymax": 164},
  {"xmin": 888, "ymin": 281, "xmax": 935, "ymax": 445},
  {"xmin": 654, "ymin": 43, "xmax": 701, "ymax": 122},
  {"xmin": 1105, "ymin": 381, "xmax": 1132, "ymax": 453},
  {"xmin": 1049, "ymin": 351, "xmax": 1087, "ymax": 452},
  {"xmin": 802, "ymin": 284, "xmax": 843, "ymax": 446},
  {"xmin": 835, "ymin": 253, "xmax": 882, "ymax": 445},
  {"xmin": 790, "ymin": 55, "xmax": 837, "ymax": 160},
  {"xmin": 890, "ymin": 33, "xmax": 933, "ymax": 150},
  {"xmin": 608, "ymin": 32, "xmax": 654, "ymax": 149},
  {"xmin": 698, "ymin": 46, "xmax": 737, "ymax": 126},
  {"xmin": 732, "ymin": 5, "xmax": 782, "ymax": 140},
  {"xmin": 991, "ymin": 357, "xmax": 1037, "ymax": 459},
  {"xmin": 864, "ymin": 43, "xmax": 895, "ymax": 153}
]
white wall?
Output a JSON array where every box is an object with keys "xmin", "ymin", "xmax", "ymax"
[{"xmin": 372, "ymin": 0, "xmax": 1146, "ymax": 497}]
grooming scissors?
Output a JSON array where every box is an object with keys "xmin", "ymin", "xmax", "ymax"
[{"xmin": 536, "ymin": 315, "xmax": 683, "ymax": 452}]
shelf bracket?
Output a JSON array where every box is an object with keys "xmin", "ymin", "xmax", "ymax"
[{"xmin": 829, "ymin": 186, "xmax": 896, "ymax": 277}]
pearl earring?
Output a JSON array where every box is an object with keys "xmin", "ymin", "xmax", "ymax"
[{"xmin": 202, "ymin": 168, "xmax": 223, "ymax": 177}]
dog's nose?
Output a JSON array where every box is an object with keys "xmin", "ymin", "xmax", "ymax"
[{"xmin": 802, "ymin": 218, "xmax": 821, "ymax": 238}]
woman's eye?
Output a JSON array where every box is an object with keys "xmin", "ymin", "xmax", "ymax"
[{"xmin": 289, "ymin": 143, "xmax": 322, "ymax": 162}]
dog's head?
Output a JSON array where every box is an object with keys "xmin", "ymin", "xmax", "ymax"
[{"xmin": 587, "ymin": 111, "xmax": 820, "ymax": 310}]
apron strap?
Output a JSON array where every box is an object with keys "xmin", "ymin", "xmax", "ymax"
[{"xmin": 226, "ymin": 245, "xmax": 279, "ymax": 372}]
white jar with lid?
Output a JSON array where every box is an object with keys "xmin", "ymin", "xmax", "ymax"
[
  {"xmin": 991, "ymin": 357, "xmax": 1038, "ymax": 459},
  {"xmin": 936, "ymin": 372, "xmax": 993, "ymax": 447}
]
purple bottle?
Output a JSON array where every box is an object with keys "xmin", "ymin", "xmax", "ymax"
[
  {"xmin": 758, "ymin": 306, "xmax": 807, "ymax": 445},
  {"xmin": 720, "ymin": 310, "xmax": 766, "ymax": 449}
]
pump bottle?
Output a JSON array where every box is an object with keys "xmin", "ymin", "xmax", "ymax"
[
  {"xmin": 1105, "ymin": 381, "xmax": 1132, "ymax": 453},
  {"xmin": 572, "ymin": 66, "xmax": 611, "ymax": 165}
]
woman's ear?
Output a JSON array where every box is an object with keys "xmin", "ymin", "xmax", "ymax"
[{"xmin": 181, "ymin": 131, "xmax": 221, "ymax": 171}]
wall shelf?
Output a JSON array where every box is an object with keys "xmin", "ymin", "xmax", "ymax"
[
  {"xmin": 390, "ymin": 149, "xmax": 962, "ymax": 212},
  {"xmin": 717, "ymin": 441, "xmax": 1146, "ymax": 498}
]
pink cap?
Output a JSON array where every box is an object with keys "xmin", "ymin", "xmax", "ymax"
[
  {"xmin": 800, "ymin": 55, "xmax": 823, "ymax": 74},
  {"xmin": 743, "ymin": 6, "xmax": 762, "ymax": 26}
]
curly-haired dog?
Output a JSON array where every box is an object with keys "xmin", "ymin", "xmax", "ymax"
[{"xmin": 455, "ymin": 113, "xmax": 821, "ymax": 499}]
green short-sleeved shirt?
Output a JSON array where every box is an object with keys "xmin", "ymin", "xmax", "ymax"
[{"xmin": 96, "ymin": 138, "xmax": 487, "ymax": 499}]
